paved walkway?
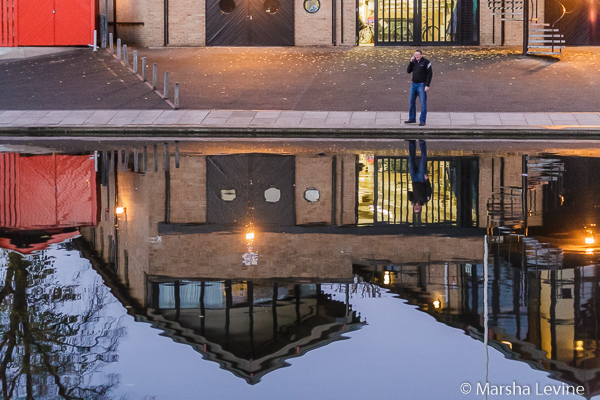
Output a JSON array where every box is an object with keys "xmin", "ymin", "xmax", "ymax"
[
  {"xmin": 0, "ymin": 47, "xmax": 77, "ymax": 60},
  {"xmin": 1, "ymin": 110, "xmax": 600, "ymax": 134}
]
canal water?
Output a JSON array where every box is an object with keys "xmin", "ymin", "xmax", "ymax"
[{"xmin": 1, "ymin": 138, "xmax": 599, "ymax": 399}]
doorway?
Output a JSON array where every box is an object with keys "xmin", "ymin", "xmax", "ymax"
[
  {"xmin": 206, "ymin": 154, "xmax": 295, "ymax": 226},
  {"xmin": 358, "ymin": 0, "xmax": 478, "ymax": 45},
  {"xmin": 206, "ymin": 0, "xmax": 294, "ymax": 46},
  {"xmin": 17, "ymin": 0, "xmax": 94, "ymax": 46}
]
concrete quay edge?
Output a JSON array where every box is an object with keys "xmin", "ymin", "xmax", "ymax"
[{"xmin": 1, "ymin": 110, "xmax": 600, "ymax": 140}]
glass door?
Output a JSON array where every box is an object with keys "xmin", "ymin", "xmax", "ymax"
[{"xmin": 374, "ymin": 0, "xmax": 459, "ymax": 44}]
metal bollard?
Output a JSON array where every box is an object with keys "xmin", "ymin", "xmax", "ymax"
[
  {"xmin": 93, "ymin": 30, "xmax": 98, "ymax": 51},
  {"xmin": 109, "ymin": 33, "xmax": 113, "ymax": 55},
  {"xmin": 117, "ymin": 39, "xmax": 121, "ymax": 60},
  {"xmin": 163, "ymin": 72, "xmax": 169, "ymax": 99},
  {"xmin": 142, "ymin": 57, "xmax": 147, "ymax": 81},
  {"xmin": 133, "ymin": 51, "xmax": 138, "ymax": 73},
  {"xmin": 174, "ymin": 82, "xmax": 179, "ymax": 110},
  {"xmin": 152, "ymin": 63, "xmax": 158, "ymax": 90},
  {"xmin": 123, "ymin": 45, "xmax": 128, "ymax": 67}
]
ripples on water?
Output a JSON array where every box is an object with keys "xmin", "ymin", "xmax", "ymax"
[{"xmin": 1, "ymin": 139, "xmax": 600, "ymax": 399}]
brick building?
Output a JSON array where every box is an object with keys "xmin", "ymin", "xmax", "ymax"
[{"xmin": 99, "ymin": 0, "xmax": 598, "ymax": 48}]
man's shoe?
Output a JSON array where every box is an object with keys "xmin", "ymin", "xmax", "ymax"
[
  {"xmin": 419, "ymin": 122, "xmax": 426, "ymax": 126},
  {"xmin": 404, "ymin": 120, "xmax": 416, "ymax": 124}
]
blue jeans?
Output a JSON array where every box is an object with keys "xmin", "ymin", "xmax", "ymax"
[
  {"xmin": 409, "ymin": 82, "xmax": 427, "ymax": 124},
  {"xmin": 409, "ymin": 140, "xmax": 427, "ymax": 182}
]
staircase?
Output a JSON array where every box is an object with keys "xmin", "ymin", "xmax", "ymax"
[
  {"xmin": 487, "ymin": 0, "xmax": 564, "ymax": 57},
  {"xmin": 527, "ymin": 23, "xmax": 564, "ymax": 56}
]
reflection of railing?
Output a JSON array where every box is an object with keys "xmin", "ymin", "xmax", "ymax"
[{"xmin": 373, "ymin": 157, "xmax": 478, "ymax": 227}]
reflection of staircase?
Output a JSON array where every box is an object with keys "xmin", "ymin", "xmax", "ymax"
[
  {"xmin": 523, "ymin": 237, "xmax": 563, "ymax": 269},
  {"xmin": 487, "ymin": 187, "xmax": 524, "ymax": 233},
  {"xmin": 486, "ymin": 0, "xmax": 564, "ymax": 56}
]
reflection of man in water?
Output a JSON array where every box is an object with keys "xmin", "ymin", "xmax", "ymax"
[{"xmin": 408, "ymin": 140, "xmax": 431, "ymax": 215}]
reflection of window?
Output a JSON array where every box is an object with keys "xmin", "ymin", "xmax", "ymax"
[
  {"xmin": 264, "ymin": 188, "xmax": 281, "ymax": 203},
  {"xmin": 304, "ymin": 189, "xmax": 320, "ymax": 202},
  {"xmin": 221, "ymin": 189, "xmax": 236, "ymax": 201},
  {"xmin": 220, "ymin": 0, "xmax": 236, "ymax": 13},
  {"xmin": 304, "ymin": 0, "xmax": 321, "ymax": 13},
  {"xmin": 264, "ymin": 0, "xmax": 279, "ymax": 13}
]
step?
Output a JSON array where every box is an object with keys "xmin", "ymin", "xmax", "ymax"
[
  {"xmin": 528, "ymin": 45, "xmax": 565, "ymax": 49},
  {"xmin": 529, "ymin": 39, "xmax": 565, "ymax": 43},
  {"xmin": 529, "ymin": 34, "xmax": 564, "ymax": 38},
  {"xmin": 529, "ymin": 28, "xmax": 559, "ymax": 32},
  {"xmin": 501, "ymin": 18, "xmax": 524, "ymax": 21},
  {"xmin": 530, "ymin": 22, "xmax": 550, "ymax": 26},
  {"xmin": 527, "ymin": 51, "xmax": 562, "ymax": 55}
]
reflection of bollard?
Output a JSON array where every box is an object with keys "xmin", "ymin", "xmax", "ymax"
[
  {"xmin": 123, "ymin": 45, "xmax": 128, "ymax": 67},
  {"xmin": 117, "ymin": 39, "xmax": 121, "ymax": 60},
  {"xmin": 164, "ymin": 72, "xmax": 169, "ymax": 99},
  {"xmin": 175, "ymin": 141, "xmax": 180, "ymax": 168},
  {"xmin": 153, "ymin": 144, "xmax": 158, "ymax": 172},
  {"xmin": 174, "ymin": 82, "xmax": 180, "ymax": 110},
  {"xmin": 152, "ymin": 63, "xmax": 158, "ymax": 90},
  {"xmin": 134, "ymin": 148, "xmax": 139, "ymax": 172},
  {"xmin": 141, "ymin": 57, "xmax": 147, "ymax": 81},
  {"xmin": 109, "ymin": 33, "xmax": 113, "ymax": 55},
  {"xmin": 143, "ymin": 146, "xmax": 148, "ymax": 173},
  {"xmin": 164, "ymin": 143, "xmax": 170, "ymax": 172},
  {"xmin": 133, "ymin": 51, "xmax": 138, "ymax": 73}
]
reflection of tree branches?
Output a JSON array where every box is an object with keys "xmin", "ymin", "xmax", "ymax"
[{"xmin": 0, "ymin": 250, "xmax": 124, "ymax": 399}]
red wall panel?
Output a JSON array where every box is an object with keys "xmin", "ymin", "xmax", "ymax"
[
  {"xmin": 1, "ymin": 0, "xmax": 18, "ymax": 46},
  {"xmin": 54, "ymin": 0, "xmax": 94, "ymax": 45},
  {"xmin": 0, "ymin": 153, "xmax": 20, "ymax": 227},
  {"xmin": 17, "ymin": 0, "xmax": 54, "ymax": 45}
]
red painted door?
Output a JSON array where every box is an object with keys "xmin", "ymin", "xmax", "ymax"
[
  {"xmin": 17, "ymin": 0, "xmax": 54, "ymax": 45},
  {"xmin": 55, "ymin": 0, "xmax": 93, "ymax": 45},
  {"xmin": 17, "ymin": 0, "xmax": 94, "ymax": 46}
]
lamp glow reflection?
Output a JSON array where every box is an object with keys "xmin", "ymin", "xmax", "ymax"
[
  {"xmin": 383, "ymin": 271, "xmax": 390, "ymax": 285},
  {"xmin": 433, "ymin": 299, "xmax": 441, "ymax": 309},
  {"xmin": 246, "ymin": 232, "xmax": 255, "ymax": 241},
  {"xmin": 116, "ymin": 206, "xmax": 126, "ymax": 215},
  {"xmin": 585, "ymin": 237, "xmax": 595, "ymax": 245}
]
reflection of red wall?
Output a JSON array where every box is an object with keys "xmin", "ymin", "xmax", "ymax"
[{"xmin": 0, "ymin": 153, "xmax": 97, "ymax": 229}]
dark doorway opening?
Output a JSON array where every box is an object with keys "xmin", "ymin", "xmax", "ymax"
[{"xmin": 206, "ymin": 0, "xmax": 295, "ymax": 45}]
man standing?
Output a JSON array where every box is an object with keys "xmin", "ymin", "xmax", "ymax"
[
  {"xmin": 407, "ymin": 140, "xmax": 431, "ymax": 216},
  {"xmin": 405, "ymin": 50, "xmax": 432, "ymax": 126}
]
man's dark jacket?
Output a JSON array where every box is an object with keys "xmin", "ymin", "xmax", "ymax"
[
  {"xmin": 407, "ymin": 57, "xmax": 433, "ymax": 87},
  {"xmin": 408, "ymin": 180, "xmax": 432, "ymax": 205}
]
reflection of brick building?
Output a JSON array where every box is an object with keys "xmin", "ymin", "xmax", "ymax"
[
  {"xmin": 356, "ymin": 254, "xmax": 600, "ymax": 398},
  {"xmin": 147, "ymin": 280, "xmax": 363, "ymax": 384}
]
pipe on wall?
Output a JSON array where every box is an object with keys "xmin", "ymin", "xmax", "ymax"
[
  {"xmin": 332, "ymin": 0, "xmax": 337, "ymax": 45},
  {"xmin": 164, "ymin": 0, "xmax": 169, "ymax": 46}
]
